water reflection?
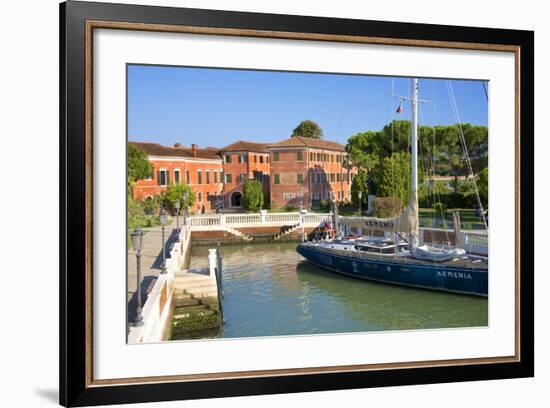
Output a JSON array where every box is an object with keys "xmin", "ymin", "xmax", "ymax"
[{"xmin": 184, "ymin": 242, "xmax": 487, "ymax": 339}]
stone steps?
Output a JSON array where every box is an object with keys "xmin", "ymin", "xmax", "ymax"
[
  {"xmin": 185, "ymin": 288, "xmax": 218, "ymax": 298},
  {"xmin": 171, "ymin": 309, "xmax": 220, "ymax": 333},
  {"xmin": 174, "ymin": 304, "xmax": 210, "ymax": 315},
  {"xmin": 174, "ymin": 280, "xmax": 214, "ymax": 289},
  {"xmin": 174, "ymin": 270, "xmax": 211, "ymax": 279},
  {"xmin": 173, "ymin": 297, "xmax": 200, "ymax": 307},
  {"xmin": 170, "ymin": 267, "xmax": 222, "ymax": 337}
]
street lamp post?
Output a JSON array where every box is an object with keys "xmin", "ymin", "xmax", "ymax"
[
  {"xmin": 131, "ymin": 229, "xmax": 144, "ymax": 326},
  {"xmin": 159, "ymin": 207, "xmax": 167, "ymax": 274},
  {"xmin": 184, "ymin": 191, "xmax": 189, "ymax": 224},
  {"xmin": 175, "ymin": 199, "xmax": 180, "ymax": 241},
  {"xmin": 358, "ymin": 190, "xmax": 363, "ymax": 216}
]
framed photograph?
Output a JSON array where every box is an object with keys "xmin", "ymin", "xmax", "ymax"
[{"xmin": 60, "ymin": 1, "xmax": 534, "ymax": 406}]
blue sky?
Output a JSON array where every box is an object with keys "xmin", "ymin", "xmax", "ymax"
[{"xmin": 128, "ymin": 65, "xmax": 488, "ymax": 147}]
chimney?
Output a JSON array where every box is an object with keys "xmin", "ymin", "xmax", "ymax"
[
  {"xmin": 191, "ymin": 143, "xmax": 198, "ymax": 157},
  {"xmin": 174, "ymin": 142, "xmax": 181, "ymax": 148}
]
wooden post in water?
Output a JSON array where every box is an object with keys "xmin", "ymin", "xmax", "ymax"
[
  {"xmin": 453, "ymin": 210, "xmax": 462, "ymax": 248},
  {"xmin": 216, "ymin": 243, "xmax": 224, "ymax": 325},
  {"xmin": 216, "ymin": 242, "xmax": 223, "ymax": 296}
]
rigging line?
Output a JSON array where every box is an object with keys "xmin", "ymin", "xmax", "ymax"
[
  {"xmin": 431, "ymin": 80, "xmax": 437, "ymax": 235},
  {"xmin": 446, "ymin": 80, "xmax": 488, "ymax": 231},
  {"xmin": 335, "ymin": 77, "xmax": 352, "ymax": 144},
  {"xmin": 431, "ymin": 82, "xmax": 450, "ymax": 245},
  {"xmin": 391, "ymin": 78, "xmax": 397, "ymax": 241},
  {"xmin": 419, "ymin": 97, "xmax": 448, "ymax": 250}
]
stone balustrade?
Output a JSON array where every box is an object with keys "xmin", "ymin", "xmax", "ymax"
[
  {"xmin": 188, "ymin": 211, "xmax": 333, "ymax": 231},
  {"xmin": 128, "ymin": 222, "xmax": 193, "ymax": 343}
]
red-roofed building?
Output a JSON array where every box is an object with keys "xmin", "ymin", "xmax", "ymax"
[
  {"xmin": 130, "ymin": 136, "xmax": 356, "ymax": 212},
  {"xmin": 267, "ymin": 137, "xmax": 356, "ymax": 209},
  {"xmin": 219, "ymin": 141, "xmax": 270, "ymax": 208},
  {"xmin": 130, "ymin": 142, "xmax": 223, "ymax": 213}
]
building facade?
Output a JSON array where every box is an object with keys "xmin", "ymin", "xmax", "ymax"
[
  {"xmin": 130, "ymin": 142, "xmax": 223, "ymax": 213},
  {"xmin": 219, "ymin": 141, "xmax": 270, "ymax": 208},
  {"xmin": 267, "ymin": 137, "xmax": 356, "ymax": 209},
  {"xmin": 131, "ymin": 137, "xmax": 355, "ymax": 213}
]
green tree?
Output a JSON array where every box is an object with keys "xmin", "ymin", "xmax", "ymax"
[
  {"xmin": 476, "ymin": 167, "xmax": 489, "ymax": 207},
  {"xmin": 346, "ymin": 121, "xmax": 488, "ymax": 182},
  {"xmin": 346, "ymin": 131, "xmax": 381, "ymax": 170},
  {"xmin": 374, "ymin": 152, "xmax": 412, "ymax": 207},
  {"xmin": 160, "ymin": 183, "xmax": 195, "ymax": 214},
  {"xmin": 291, "ymin": 120, "xmax": 323, "ymax": 139},
  {"xmin": 350, "ymin": 170, "xmax": 369, "ymax": 208},
  {"xmin": 128, "ymin": 144, "xmax": 153, "ymax": 185},
  {"xmin": 243, "ymin": 180, "xmax": 264, "ymax": 211}
]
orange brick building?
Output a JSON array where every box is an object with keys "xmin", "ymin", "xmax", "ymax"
[
  {"xmin": 131, "ymin": 137, "xmax": 355, "ymax": 212},
  {"xmin": 268, "ymin": 137, "xmax": 356, "ymax": 209},
  {"xmin": 130, "ymin": 142, "xmax": 223, "ymax": 213},
  {"xmin": 219, "ymin": 141, "xmax": 270, "ymax": 208}
]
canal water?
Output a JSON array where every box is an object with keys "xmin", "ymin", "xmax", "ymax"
[{"xmin": 178, "ymin": 242, "xmax": 487, "ymax": 340}]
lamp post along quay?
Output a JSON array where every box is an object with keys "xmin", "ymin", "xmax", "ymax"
[
  {"xmin": 175, "ymin": 199, "xmax": 180, "ymax": 242},
  {"xmin": 159, "ymin": 207, "xmax": 168, "ymax": 274},
  {"xmin": 184, "ymin": 191, "xmax": 189, "ymax": 225},
  {"xmin": 131, "ymin": 229, "xmax": 144, "ymax": 326},
  {"xmin": 358, "ymin": 190, "xmax": 363, "ymax": 216}
]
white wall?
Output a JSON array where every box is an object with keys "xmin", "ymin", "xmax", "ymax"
[{"xmin": 0, "ymin": 0, "xmax": 546, "ymax": 407}]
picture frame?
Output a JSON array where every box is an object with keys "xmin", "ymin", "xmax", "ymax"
[{"xmin": 60, "ymin": 0, "xmax": 534, "ymax": 406}]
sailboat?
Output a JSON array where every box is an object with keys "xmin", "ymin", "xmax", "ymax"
[{"xmin": 296, "ymin": 79, "xmax": 488, "ymax": 297}]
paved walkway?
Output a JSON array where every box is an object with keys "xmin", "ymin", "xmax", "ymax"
[{"xmin": 127, "ymin": 216, "xmax": 183, "ymax": 320}]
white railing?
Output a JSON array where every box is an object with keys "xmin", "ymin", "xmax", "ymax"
[
  {"xmin": 128, "ymin": 222, "xmax": 192, "ymax": 343},
  {"xmin": 461, "ymin": 230, "xmax": 489, "ymax": 255},
  {"xmin": 188, "ymin": 211, "xmax": 333, "ymax": 231},
  {"xmin": 189, "ymin": 216, "xmax": 221, "ymax": 228},
  {"xmin": 226, "ymin": 213, "xmax": 262, "ymax": 225},
  {"xmin": 265, "ymin": 213, "xmax": 301, "ymax": 223},
  {"xmin": 418, "ymin": 227, "xmax": 488, "ymax": 256},
  {"xmin": 303, "ymin": 213, "xmax": 332, "ymax": 225}
]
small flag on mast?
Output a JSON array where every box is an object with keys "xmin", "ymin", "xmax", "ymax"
[{"xmin": 395, "ymin": 100, "xmax": 404, "ymax": 113}]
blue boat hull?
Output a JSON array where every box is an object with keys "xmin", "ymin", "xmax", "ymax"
[{"xmin": 296, "ymin": 244, "xmax": 488, "ymax": 297}]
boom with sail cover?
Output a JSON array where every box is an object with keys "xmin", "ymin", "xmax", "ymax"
[{"xmin": 337, "ymin": 200, "xmax": 418, "ymax": 235}]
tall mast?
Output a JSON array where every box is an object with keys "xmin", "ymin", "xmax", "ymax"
[{"xmin": 410, "ymin": 78, "xmax": 419, "ymax": 248}]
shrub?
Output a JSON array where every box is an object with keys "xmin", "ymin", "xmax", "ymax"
[
  {"xmin": 420, "ymin": 191, "xmax": 478, "ymax": 210},
  {"xmin": 243, "ymin": 180, "xmax": 264, "ymax": 211},
  {"xmin": 373, "ymin": 197, "xmax": 402, "ymax": 218},
  {"xmin": 433, "ymin": 201, "xmax": 447, "ymax": 217},
  {"xmin": 318, "ymin": 199, "xmax": 331, "ymax": 212},
  {"xmin": 160, "ymin": 183, "xmax": 195, "ymax": 214},
  {"xmin": 142, "ymin": 195, "xmax": 161, "ymax": 215},
  {"xmin": 128, "ymin": 196, "xmax": 161, "ymax": 229}
]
